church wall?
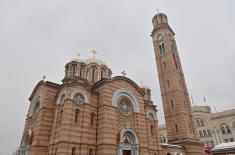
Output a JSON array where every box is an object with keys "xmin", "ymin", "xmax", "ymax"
[{"xmin": 23, "ymin": 84, "xmax": 58, "ymax": 155}]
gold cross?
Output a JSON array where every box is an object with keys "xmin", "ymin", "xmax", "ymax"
[{"xmin": 91, "ymin": 49, "xmax": 97, "ymax": 58}]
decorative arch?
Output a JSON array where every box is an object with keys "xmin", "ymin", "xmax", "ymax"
[
  {"xmin": 112, "ymin": 89, "xmax": 140, "ymax": 113},
  {"xmin": 29, "ymin": 96, "xmax": 42, "ymax": 116},
  {"xmin": 120, "ymin": 128, "xmax": 139, "ymax": 144},
  {"xmin": 71, "ymin": 90, "xmax": 89, "ymax": 103},
  {"xmin": 147, "ymin": 111, "xmax": 157, "ymax": 120},
  {"xmin": 118, "ymin": 128, "xmax": 139, "ymax": 155},
  {"xmin": 216, "ymin": 120, "xmax": 231, "ymax": 129},
  {"xmin": 57, "ymin": 91, "xmax": 66, "ymax": 105}
]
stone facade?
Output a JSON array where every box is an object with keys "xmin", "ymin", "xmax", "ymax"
[
  {"xmin": 151, "ymin": 12, "xmax": 204, "ymax": 155},
  {"xmin": 159, "ymin": 106, "xmax": 235, "ymax": 149}
]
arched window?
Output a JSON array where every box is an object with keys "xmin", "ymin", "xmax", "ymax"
[
  {"xmin": 159, "ymin": 43, "xmax": 165, "ymax": 56},
  {"xmin": 199, "ymin": 130, "xmax": 203, "ymax": 137},
  {"xmin": 71, "ymin": 64, "xmax": 76, "ymax": 76},
  {"xmin": 203, "ymin": 130, "xmax": 207, "ymax": 137},
  {"xmin": 92, "ymin": 68, "xmax": 95, "ymax": 82},
  {"xmin": 220, "ymin": 123, "xmax": 231, "ymax": 134},
  {"xmin": 80, "ymin": 65, "xmax": 85, "ymax": 78},
  {"xmin": 90, "ymin": 66, "xmax": 98, "ymax": 82},
  {"xmin": 196, "ymin": 120, "xmax": 200, "ymax": 127},
  {"xmin": 65, "ymin": 66, "xmax": 69, "ymax": 77},
  {"xmin": 226, "ymin": 126, "xmax": 231, "ymax": 133},
  {"xmin": 75, "ymin": 109, "xmax": 80, "ymax": 123},
  {"xmin": 60, "ymin": 94, "xmax": 65, "ymax": 104},
  {"xmin": 207, "ymin": 129, "xmax": 211, "ymax": 137},
  {"xmin": 31, "ymin": 97, "xmax": 41, "ymax": 117},
  {"xmin": 32, "ymin": 100, "xmax": 40, "ymax": 114},
  {"xmin": 100, "ymin": 68, "xmax": 106, "ymax": 79},
  {"xmin": 72, "ymin": 147, "xmax": 76, "ymax": 155},
  {"xmin": 200, "ymin": 120, "xmax": 204, "ymax": 126},
  {"xmin": 74, "ymin": 93, "xmax": 85, "ymax": 104}
]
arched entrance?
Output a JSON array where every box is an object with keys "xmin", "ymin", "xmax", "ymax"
[{"xmin": 118, "ymin": 128, "xmax": 139, "ymax": 155}]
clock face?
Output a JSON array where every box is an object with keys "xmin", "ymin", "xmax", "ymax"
[{"xmin": 74, "ymin": 93, "xmax": 84, "ymax": 104}]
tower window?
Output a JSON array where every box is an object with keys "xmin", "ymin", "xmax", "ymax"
[
  {"xmin": 175, "ymin": 124, "xmax": 178, "ymax": 133},
  {"xmin": 159, "ymin": 43, "xmax": 165, "ymax": 56},
  {"xmin": 75, "ymin": 109, "xmax": 80, "ymax": 123},
  {"xmin": 170, "ymin": 100, "xmax": 174, "ymax": 109},
  {"xmin": 167, "ymin": 80, "xmax": 170, "ymax": 88}
]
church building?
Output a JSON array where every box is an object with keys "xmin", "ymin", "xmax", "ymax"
[{"xmin": 19, "ymin": 11, "xmax": 204, "ymax": 155}]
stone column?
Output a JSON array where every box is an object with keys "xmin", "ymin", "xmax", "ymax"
[
  {"xmin": 211, "ymin": 129, "xmax": 219, "ymax": 145},
  {"xmin": 217, "ymin": 129, "xmax": 224, "ymax": 143},
  {"xmin": 230, "ymin": 126, "xmax": 235, "ymax": 141}
]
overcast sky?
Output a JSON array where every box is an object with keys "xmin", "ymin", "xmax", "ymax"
[{"xmin": 0, "ymin": 0, "xmax": 235, "ymax": 154}]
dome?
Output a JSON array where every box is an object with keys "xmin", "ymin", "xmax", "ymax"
[
  {"xmin": 70, "ymin": 58, "xmax": 85, "ymax": 63},
  {"xmin": 85, "ymin": 58, "xmax": 107, "ymax": 66}
]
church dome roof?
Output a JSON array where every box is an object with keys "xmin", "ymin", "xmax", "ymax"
[
  {"xmin": 70, "ymin": 58, "xmax": 85, "ymax": 63},
  {"xmin": 85, "ymin": 58, "xmax": 107, "ymax": 66}
]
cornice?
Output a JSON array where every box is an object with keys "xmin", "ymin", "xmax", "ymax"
[
  {"xmin": 29, "ymin": 80, "xmax": 60, "ymax": 101},
  {"xmin": 92, "ymin": 76, "xmax": 144, "ymax": 96}
]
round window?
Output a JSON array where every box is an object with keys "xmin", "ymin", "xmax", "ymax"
[
  {"xmin": 119, "ymin": 98, "xmax": 132, "ymax": 115},
  {"xmin": 74, "ymin": 93, "xmax": 85, "ymax": 104}
]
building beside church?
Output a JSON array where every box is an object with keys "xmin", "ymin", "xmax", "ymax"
[
  {"xmin": 18, "ymin": 11, "xmax": 206, "ymax": 155},
  {"xmin": 159, "ymin": 106, "xmax": 235, "ymax": 148}
]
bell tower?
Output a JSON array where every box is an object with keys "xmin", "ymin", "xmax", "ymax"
[{"xmin": 151, "ymin": 11, "xmax": 204, "ymax": 154}]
